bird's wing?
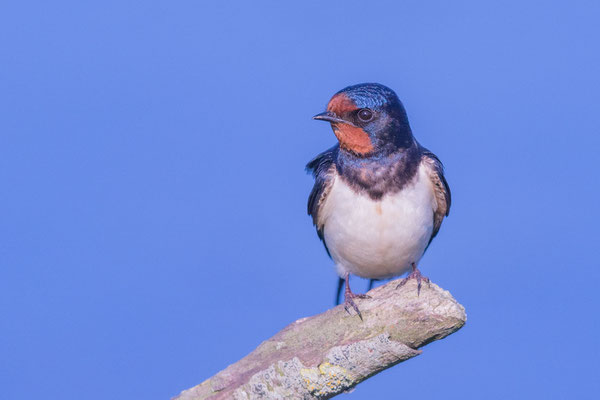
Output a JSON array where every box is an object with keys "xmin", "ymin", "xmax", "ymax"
[
  {"xmin": 420, "ymin": 148, "xmax": 451, "ymax": 243},
  {"xmin": 306, "ymin": 145, "xmax": 338, "ymax": 257}
]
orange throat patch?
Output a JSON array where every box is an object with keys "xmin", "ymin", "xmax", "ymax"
[
  {"xmin": 327, "ymin": 93, "xmax": 374, "ymax": 155},
  {"xmin": 333, "ymin": 124, "xmax": 374, "ymax": 155}
]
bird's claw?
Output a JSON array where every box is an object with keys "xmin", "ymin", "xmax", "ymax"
[
  {"xmin": 340, "ymin": 273, "xmax": 371, "ymax": 320},
  {"xmin": 396, "ymin": 263, "xmax": 430, "ymax": 296},
  {"xmin": 343, "ymin": 292, "xmax": 371, "ymax": 320}
]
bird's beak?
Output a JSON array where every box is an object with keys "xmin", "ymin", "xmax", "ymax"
[{"xmin": 313, "ymin": 111, "xmax": 353, "ymax": 125}]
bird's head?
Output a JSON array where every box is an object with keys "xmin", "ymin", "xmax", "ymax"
[{"xmin": 313, "ymin": 83, "xmax": 414, "ymax": 157}]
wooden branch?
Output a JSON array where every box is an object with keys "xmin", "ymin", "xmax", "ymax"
[{"xmin": 173, "ymin": 278, "xmax": 466, "ymax": 400}]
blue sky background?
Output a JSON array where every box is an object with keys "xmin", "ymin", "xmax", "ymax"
[{"xmin": 2, "ymin": 1, "xmax": 599, "ymax": 399}]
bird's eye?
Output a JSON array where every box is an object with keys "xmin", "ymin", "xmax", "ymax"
[{"xmin": 357, "ymin": 108, "xmax": 373, "ymax": 122}]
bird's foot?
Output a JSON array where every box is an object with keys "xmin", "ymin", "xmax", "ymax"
[
  {"xmin": 340, "ymin": 273, "xmax": 371, "ymax": 320},
  {"xmin": 396, "ymin": 263, "xmax": 430, "ymax": 296},
  {"xmin": 343, "ymin": 291, "xmax": 371, "ymax": 320}
]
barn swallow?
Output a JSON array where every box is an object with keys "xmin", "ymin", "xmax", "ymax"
[{"xmin": 307, "ymin": 83, "xmax": 451, "ymax": 319}]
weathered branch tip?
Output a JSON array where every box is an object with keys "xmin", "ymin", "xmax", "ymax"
[{"xmin": 174, "ymin": 278, "xmax": 466, "ymax": 400}]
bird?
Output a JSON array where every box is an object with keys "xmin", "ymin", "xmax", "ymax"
[{"xmin": 306, "ymin": 83, "xmax": 451, "ymax": 319}]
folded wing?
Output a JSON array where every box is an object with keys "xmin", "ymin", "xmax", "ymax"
[
  {"xmin": 420, "ymin": 148, "xmax": 451, "ymax": 243},
  {"xmin": 306, "ymin": 145, "xmax": 338, "ymax": 257}
]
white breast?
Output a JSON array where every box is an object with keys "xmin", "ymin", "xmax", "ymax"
[{"xmin": 320, "ymin": 163, "xmax": 436, "ymax": 279}]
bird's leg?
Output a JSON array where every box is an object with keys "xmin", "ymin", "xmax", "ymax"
[
  {"xmin": 343, "ymin": 273, "xmax": 371, "ymax": 320},
  {"xmin": 396, "ymin": 263, "xmax": 430, "ymax": 296}
]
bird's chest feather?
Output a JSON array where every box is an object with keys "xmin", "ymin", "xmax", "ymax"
[{"xmin": 319, "ymin": 164, "xmax": 436, "ymax": 279}]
